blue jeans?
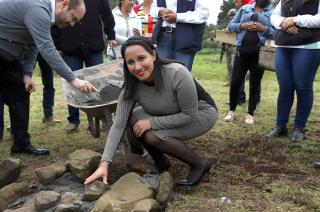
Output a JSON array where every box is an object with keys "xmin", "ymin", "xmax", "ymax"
[
  {"xmin": 38, "ymin": 55, "xmax": 55, "ymax": 118},
  {"xmin": 275, "ymin": 48, "xmax": 320, "ymax": 129},
  {"xmin": 63, "ymin": 51, "xmax": 104, "ymax": 125},
  {"xmin": 0, "ymin": 95, "xmax": 3, "ymax": 139},
  {"xmin": 157, "ymin": 31, "xmax": 196, "ymax": 71}
]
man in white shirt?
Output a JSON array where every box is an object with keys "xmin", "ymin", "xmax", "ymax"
[{"xmin": 150, "ymin": 0, "xmax": 209, "ymax": 71}]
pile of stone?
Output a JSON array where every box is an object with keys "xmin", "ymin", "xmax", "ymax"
[{"xmin": 0, "ymin": 149, "xmax": 174, "ymax": 211}]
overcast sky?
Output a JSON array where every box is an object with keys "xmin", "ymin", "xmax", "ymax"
[{"xmin": 207, "ymin": 0, "xmax": 223, "ymax": 24}]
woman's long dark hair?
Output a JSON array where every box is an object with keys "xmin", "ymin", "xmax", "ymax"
[{"xmin": 120, "ymin": 36, "xmax": 182, "ymax": 100}]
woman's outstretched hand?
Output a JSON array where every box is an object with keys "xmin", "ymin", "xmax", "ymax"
[{"xmin": 84, "ymin": 161, "xmax": 109, "ymax": 185}]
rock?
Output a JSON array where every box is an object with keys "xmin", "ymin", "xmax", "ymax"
[
  {"xmin": 82, "ymin": 180, "xmax": 109, "ymax": 201},
  {"xmin": 92, "ymin": 172, "xmax": 154, "ymax": 211},
  {"xmin": 65, "ymin": 149, "xmax": 101, "ymax": 182},
  {"xmin": 0, "ymin": 158, "xmax": 21, "ymax": 189},
  {"xmin": 60, "ymin": 192, "xmax": 81, "ymax": 204},
  {"xmin": 35, "ymin": 161, "xmax": 66, "ymax": 185},
  {"xmin": 0, "ymin": 182, "xmax": 28, "ymax": 211},
  {"xmin": 155, "ymin": 171, "xmax": 173, "ymax": 204},
  {"xmin": 4, "ymin": 198, "xmax": 35, "ymax": 212},
  {"xmin": 220, "ymin": 197, "xmax": 231, "ymax": 204},
  {"xmin": 6, "ymin": 198, "xmax": 26, "ymax": 209},
  {"xmin": 133, "ymin": 199, "xmax": 161, "ymax": 212},
  {"xmin": 114, "ymin": 153, "xmax": 157, "ymax": 173},
  {"xmin": 54, "ymin": 203, "xmax": 81, "ymax": 212},
  {"xmin": 34, "ymin": 190, "xmax": 61, "ymax": 211},
  {"xmin": 107, "ymin": 160, "xmax": 132, "ymax": 184}
]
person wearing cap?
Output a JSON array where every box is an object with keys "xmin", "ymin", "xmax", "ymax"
[
  {"xmin": 224, "ymin": 0, "xmax": 275, "ymax": 125},
  {"xmin": 150, "ymin": 0, "xmax": 209, "ymax": 71},
  {"xmin": 231, "ymin": 0, "xmax": 258, "ymax": 105}
]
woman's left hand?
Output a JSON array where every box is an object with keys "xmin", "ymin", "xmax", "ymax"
[
  {"xmin": 133, "ymin": 119, "xmax": 151, "ymax": 137},
  {"xmin": 253, "ymin": 22, "xmax": 267, "ymax": 32},
  {"xmin": 280, "ymin": 17, "xmax": 295, "ymax": 30}
]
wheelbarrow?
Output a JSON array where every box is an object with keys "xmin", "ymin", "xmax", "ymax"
[{"xmin": 61, "ymin": 60, "xmax": 124, "ymax": 138}]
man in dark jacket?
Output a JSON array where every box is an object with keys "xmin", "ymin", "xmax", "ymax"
[
  {"xmin": 55, "ymin": 0, "xmax": 116, "ymax": 133},
  {"xmin": 150, "ymin": 0, "xmax": 209, "ymax": 71}
]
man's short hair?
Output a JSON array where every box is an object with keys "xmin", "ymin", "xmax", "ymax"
[{"xmin": 68, "ymin": 0, "xmax": 84, "ymax": 10}]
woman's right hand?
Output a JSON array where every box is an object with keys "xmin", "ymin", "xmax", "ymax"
[{"xmin": 84, "ymin": 161, "xmax": 109, "ymax": 185}]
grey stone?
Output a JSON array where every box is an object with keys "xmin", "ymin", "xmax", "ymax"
[
  {"xmin": 133, "ymin": 199, "xmax": 161, "ymax": 212},
  {"xmin": 34, "ymin": 190, "xmax": 61, "ymax": 211},
  {"xmin": 92, "ymin": 172, "xmax": 154, "ymax": 211},
  {"xmin": 4, "ymin": 198, "xmax": 35, "ymax": 212},
  {"xmin": 82, "ymin": 180, "xmax": 109, "ymax": 201},
  {"xmin": 114, "ymin": 153, "xmax": 157, "ymax": 174},
  {"xmin": 54, "ymin": 203, "xmax": 81, "ymax": 212},
  {"xmin": 0, "ymin": 158, "xmax": 21, "ymax": 189},
  {"xmin": 60, "ymin": 192, "xmax": 82, "ymax": 204},
  {"xmin": 0, "ymin": 182, "xmax": 28, "ymax": 211},
  {"xmin": 35, "ymin": 161, "xmax": 66, "ymax": 185},
  {"xmin": 65, "ymin": 149, "xmax": 101, "ymax": 183},
  {"xmin": 155, "ymin": 171, "xmax": 173, "ymax": 204},
  {"xmin": 107, "ymin": 160, "xmax": 132, "ymax": 184}
]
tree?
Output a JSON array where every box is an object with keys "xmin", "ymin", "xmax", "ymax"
[{"xmin": 217, "ymin": 0, "xmax": 235, "ymax": 28}]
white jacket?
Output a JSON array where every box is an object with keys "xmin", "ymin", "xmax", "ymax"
[{"xmin": 107, "ymin": 7, "xmax": 142, "ymax": 58}]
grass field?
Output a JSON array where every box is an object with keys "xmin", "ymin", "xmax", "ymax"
[{"xmin": 1, "ymin": 49, "xmax": 320, "ymax": 211}]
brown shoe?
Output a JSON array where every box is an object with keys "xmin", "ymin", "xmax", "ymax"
[
  {"xmin": 43, "ymin": 116, "xmax": 61, "ymax": 123},
  {"xmin": 66, "ymin": 123, "xmax": 79, "ymax": 133}
]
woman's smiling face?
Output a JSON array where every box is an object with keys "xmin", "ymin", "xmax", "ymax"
[{"xmin": 124, "ymin": 45, "xmax": 156, "ymax": 83}]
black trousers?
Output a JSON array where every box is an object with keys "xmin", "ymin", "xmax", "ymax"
[
  {"xmin": 0, "ymin": 57, "xmax": 31, "ymax": 148},
  {"xmin": 229, "ymin": 49, "xmax": 264, "ymax": 115}
]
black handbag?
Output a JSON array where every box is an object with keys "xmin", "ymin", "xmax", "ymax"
[{"xmin": 274, "ymin": 28, "xmax": 319, "ymax": 46}]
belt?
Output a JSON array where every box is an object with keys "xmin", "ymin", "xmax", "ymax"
[{"xmin": 160, "ymin": 26, "xmax": 176, "ymax": 33}]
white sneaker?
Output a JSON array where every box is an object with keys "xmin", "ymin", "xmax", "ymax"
[
  {"xmin": 245, "ymin": 114, "xmax": 254, "ymax": 124},
  {"xmin": 224, "ymin": 111, "xmax": 236, "ymax": 122}
]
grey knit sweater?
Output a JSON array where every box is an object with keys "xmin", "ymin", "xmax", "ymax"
[
  {"xmin": 0, "ymin": 0, "xmax": 75, "ymax": 81},
  {"xmin": 102, "ymin": 63, "xmax": 202, "ymax": 162}
]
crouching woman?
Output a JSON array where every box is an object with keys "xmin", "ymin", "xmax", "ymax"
[{"xmin": 84, "ymin": 36, "xmax": 218, "ymax": 187}]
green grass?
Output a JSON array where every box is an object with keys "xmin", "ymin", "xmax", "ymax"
[{"xmin": 1, "ymin": 48, "xmax": 320, "ymax": 211}]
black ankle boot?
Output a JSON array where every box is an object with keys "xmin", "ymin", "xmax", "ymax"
[
  {"xmin": 291, "ymin": 128, "xmax": 305, "ymax": 142},
  {"xmin": 265, "ymin": 127, "xmax": 288, "ymax": 139},
  {"xmin": 177, "ymin": 159, "xmax": 213, "ymax": 187}
]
